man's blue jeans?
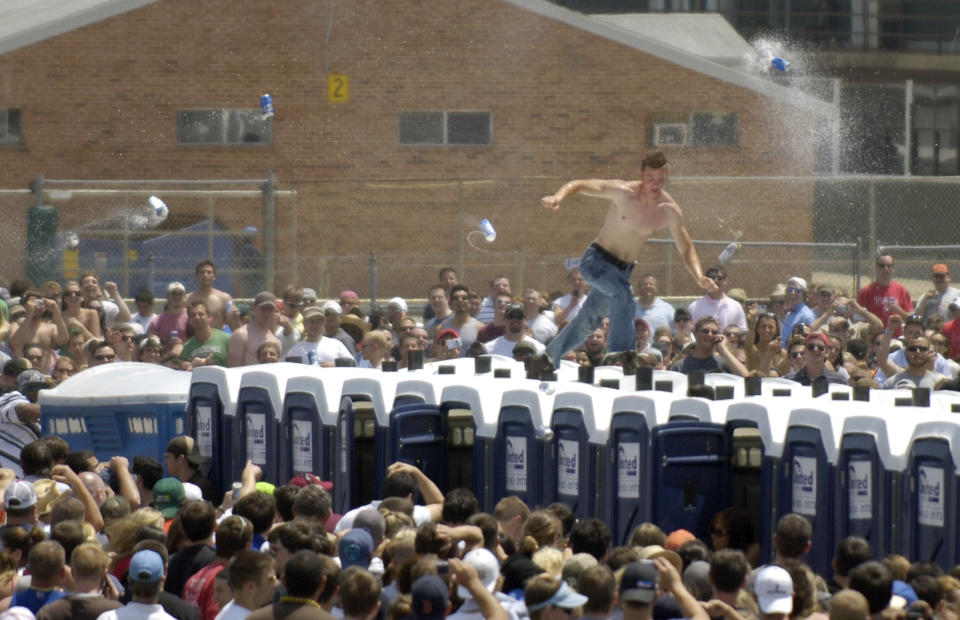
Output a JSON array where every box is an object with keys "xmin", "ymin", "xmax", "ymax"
[{"xmin": 546, "ymin": 244, "xmax": 636, "ymax": 367}]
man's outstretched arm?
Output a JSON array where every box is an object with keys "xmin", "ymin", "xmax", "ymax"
[
  {"xmin": 541, "ymin": 179, "xmax": 623, "ymax": 209},
  {"xmin": 665, "ymin": 204, "xmax": 718, "ymax": 294}
]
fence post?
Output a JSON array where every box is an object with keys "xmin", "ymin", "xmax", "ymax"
[
  {"xmin": 262, "ymin": 170, "xmax": 276, "ymax": 293},
  {"xmin": 369, "ymin": 251, "xmax": 377, "ymax": 308},
  {"xmin": 855, "ymin": 238, "xmax": 862, "ymax": 293},
  {"xmin": 147, "ymin": 252, "xmax": 156, "ymax": 295}
]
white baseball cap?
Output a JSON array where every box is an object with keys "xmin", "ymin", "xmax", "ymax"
[
  {"xmin": 755, "ymin": 565, "xmax": 793, "ymax": 614},
  {"xmin": 456, "ymin": 548, "xmax": 499, "ymax": 599}
]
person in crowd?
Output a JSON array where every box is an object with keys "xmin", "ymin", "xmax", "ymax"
[
  {"xmin": 635, "ymin": 274, "xmax": 676, "ymax": 334},
  {"xmin": 781, "ymin": 278, "xmax": 817, "ymax": 349},
  {"xmin": 148, "ymin": 282, "xmax": 190, "ymax": 349},
  {"xmin": 187, "ymin": 260, "xmax": 238, "ymax": 331},
  {"xmin": 180, "ymin": 301, "xmax": 231, "ymax": 368},
  {"xmin": 552, "ymin": 269, "xmax": 588, "ymax": 329},
  {"xmin": 783, "ymin": 332, "xmax": 847, "ymax": 385},
  {"xmin": 857, "ymin": 255, "xmax": 913, "ymax": 334},
  {"xmin": 227, "ymin": 292, "xmax": 282, "ymax": 367},
  {"xmin": 688, "ymin": 267, "xmax": 746, "ymax": 332},
  {"xmin": 284, "ymin": 305, "xmax": 352, "ymax": 366}
]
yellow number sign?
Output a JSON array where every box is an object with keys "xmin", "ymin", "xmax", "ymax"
[{"xmin": 328, "ymin": 74, "xmax": 348, "ymax": 103}]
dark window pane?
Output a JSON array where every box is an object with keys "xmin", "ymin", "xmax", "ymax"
[
  {"xmin": 178, "ymin": 110, "xmax": 225, "ymax": 144},
  {"xmin": 399, "ymin": 111, "xmax": 443, "ymax": 144},
  {"xmin": 447, "ymin": 112, "xmax": 491, "ymax": 145},
  {"xmin": 691, "ymin": 113, "xmax": 738, "ymax": 146},
  {"xmin": 0, "ymin": 109, "xmax": 22, "ymax": 145}
]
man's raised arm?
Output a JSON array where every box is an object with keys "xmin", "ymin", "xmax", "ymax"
[
  {"xmin": 665, "ymin": 204, "xmax": 718, "ymax": 294},
  {"xmin": 541, "ymin": 179, "xmax": 622, "ymax": 210}
]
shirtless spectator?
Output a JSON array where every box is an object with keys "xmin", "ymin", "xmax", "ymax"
[
  {"xmin": 187, "ymin": 260, "xmax": 238, "ymax": 331},
  {"xmin": 59, "ymin": 281, "xmax": 100, "ymax": 340},
  {"xmin": 9, "ymin": 291, "xmax": 67, "ymax": 374},
  {"xmin": 79, "ymin": 272, "xmax": 130, "ymax": 329},
  {"xmin": 110, "ymin": 324, "xmax": 138, "ymax": 362},
  {"xmin": 228, "ymin": 292, "xmax": 283, "ymax": 367},
  {"xmin": 148, "ymin": 282, "xmax": 190, "ymax": 349}
]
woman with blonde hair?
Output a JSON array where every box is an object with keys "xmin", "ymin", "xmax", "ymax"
[
  {"xmin": 501, "ymin": 511, "xmax": 564, "ymax": 598},
  {"xmin": 104, "ymin": 507, "xmax": 165, "ymax": 577}
]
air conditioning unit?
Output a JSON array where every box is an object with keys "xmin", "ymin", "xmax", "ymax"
[{"xmin": 652, "ymin": 122, "xmax": 688, "ymax": 146}]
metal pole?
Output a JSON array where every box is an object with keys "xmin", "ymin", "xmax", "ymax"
[
  {"xmin": 262, "ymin": 170, "xmax": 276, "ymax": 293},
  {"xmin": 147, "ymin": 252, "xmax": 156, "ymax": 294},
  {"xmin": 904, "ymin": 79, "xmax": 914, "ymax": 176},
  {"xmin": 867, "ymin": 180, "xmax": 877, "ymax": 261},
  {"xmin": 457, "ymin": 181, "xmax": 465, "ymax": 282},
  {"xmin": 369, "ymin": 252, "xmax": 378, "ymax": 308},
  {"xmin": 855, "ymin": 238, "xmax": 862, "ymax": 293}
]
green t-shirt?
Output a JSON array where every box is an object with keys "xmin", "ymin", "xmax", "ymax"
[{"xmin": 180, "ymin": 328, "xmax": 231, "ymax": 367}]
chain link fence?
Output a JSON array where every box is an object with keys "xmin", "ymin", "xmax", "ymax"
[{"xmin": 0, "ymin": 174, "xmax": 957, "ymax": 305}]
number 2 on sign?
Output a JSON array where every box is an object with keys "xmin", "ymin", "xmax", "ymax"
[{"xmin": 328, "ymin": 74, "xmax": 349, "ymax": 102}]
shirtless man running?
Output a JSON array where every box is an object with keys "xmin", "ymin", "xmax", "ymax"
[
  {"xmin": 537, "ymin": 151, "xmax": 716, "ymax": 369},
  {"xmin": 187, "ymin": 260, "xmax": 239, "ymax": 330}
]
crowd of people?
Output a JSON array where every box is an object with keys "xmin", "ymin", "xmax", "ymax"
[{"xmin": 0, "ymin": 437, "xmax": 949, "ymax": 620}]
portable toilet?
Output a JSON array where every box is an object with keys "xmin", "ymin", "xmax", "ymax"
[
  {"xmin": 282, "ymin": 367, "xmax": 360, "ymax": 484},
  {"xmin": 493, "ymin": 381, "xmax": 556, "ymax": 508},
  {"xmin": 333, "ymin": 372, "xmax": 404, "ymax": 513},
  {"xmin": 41, "ymin": 363, "xmax": 190, "ymax": 470},
  {"xmin": 650, "ymin": 397, "xmax": 731, "ymax": 540},
  {"xmin": 426, "ymin": 354, "xmax": 525, "ymax": 378},
  {"xmin": 758, "ymin": 377, "xmax": 803, "ymax": 398},
  {"xmin": 606, "ymin": 391, "xmax": 676, "ymax": 545},
  {"xmin": 650, "ymin": 370, "xmax": 688, "ymax": 395},
  {"xmin": 837, "ymin": 410, "xmax": 913, "ymax": 559},
  {"xmin": 187, "ymin": 365, "xmax": 249, "ymax": 494},
  {"xmin": 901, "ymin": 414, "xmax": 960, "ymax": 568},
  {"xmin": 779, "ymin": 405, "xmax": 850, "ymax": 575},
  {"xmin": 546, "ymin": 383, "xmax": 616, "ymax": 520},
  {"xmin": 440, "ymin": 378, "xmax": 512, "ymax": 511},
  {"xmin": 724, "ymin": 398, "xmax": 794, "ymax": 564},
  {"xmin": 234, "ymin": 363, "xmax": 306, "ymax": 485},
  {"xmin": 703, "ymin": 373, "xmax": 745, "ymax": 400}
]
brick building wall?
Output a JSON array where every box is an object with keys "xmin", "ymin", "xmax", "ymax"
[{"xmin": 0, "ymin": 0, "xmax": 822, "ymax": 298}]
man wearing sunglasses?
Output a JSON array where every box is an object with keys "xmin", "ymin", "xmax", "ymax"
[
  {"xmin": 916, "ymin": 263, "xmax": 960, "ymax": 323},
  {"xmin": 668, "ymin": 317, "xmax": 746, "ymax": 376},
  {"xmin": 783, "ymin": 332, "xmax": 846, "ymax": 386},
  {"xmin": 857, "ymin": 254, "xmax": 913, "ymax": 333},
  {"xmin": 879, "ymin": 334, "xmax": 945, "ymax": 389}
]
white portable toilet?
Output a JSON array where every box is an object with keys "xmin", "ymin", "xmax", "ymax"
[{"xmin": 186, "ymin": 365, "xmax": 250, "ymax": 493}]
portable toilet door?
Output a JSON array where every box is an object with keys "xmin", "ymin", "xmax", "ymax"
[
  {"xmin": 187, "ymin": 366, "xmax": 248, "ymax": 495},
  {"xmin": 281, "ymin": 367, "xmax": 357, "ymax": 483},
  {"xmin": 336, "ymin": 373, "xmax": 402, "ymax": 509},
  {"xmin": 902, "ymin": 415, "xmax": 960, "ymax": 568},
  {"xmin": 606, "ymin": 392, "xmax": 675, "ymax": 545},
  {"xmin": 547, "ymin": 384, "xmax": 615, "ymax": 520},
  {"xmin": 651, "ymin": 397, "xmax": 731, "ymax": 541},
  {"xmin": 779, "ymin": 406, "xmax": 849, "ymax": 576},
  {"xmin": 724, "ymin": 399, "xmax": 793, "ymax": 565},
  {"xmin": 494, "ymin": 382, "xmax": 555, "ymax": 508},
  {"xmin": 441, "ymin": 378, "xmax": 509, "ymax": 512},
  {"xmin": 384, "ymin": 377, "xmax": 448, "ymax": 494},
  {"xmin": 234, "ymin": 363, "xmax": 304, "ymax": 485},
  {"xmin": 838, "ymin": 411, "xmax": 913, "ymax": 560}
]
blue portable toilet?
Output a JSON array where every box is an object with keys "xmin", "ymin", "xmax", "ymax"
[
  {"xmin": 441, "ymin": 378, "xmax": 511, "ymax": 512},
  {"xmin": 902, "ymin": 414, "xmax": 960, "ymax": 568},
  {"xmin": 186, "ymin": 365, "xmax": 249, "ymax": 495},
  {"xmin": 838, "ymin": 409, "xmax": 913, "ymax": 559},
  {"xmin": 606, "ymin": 391, "xmax": 676, "ymax": 545},
  {"xmin": 234, "ymin": 363, "xmax": 306, "ymax": 485},
  {"xmin": 333, "ymin": 372, "xmax": 404, "ymax": 513},
  {"xmin": 493, "ymin": 381, "xmax": 556, "ymax": 508},
  {"xmin": 40, "ymin": 363, "xmax": 190, "ymax": 472},
  {"xmin": 547, "ymin": 383, "xmax": 616, "ymax": 520},
  {"xmin": 283, "ymin": 367, "xmax": 358, "ymax": 483},
  {"xmin": 779, "ymin": 405, "xmax": 850, "ymax": 576},
  {"xmin": 724, "ymin": 398, "xmax": 793, "ymax": 565},
  {"xmin": 650, "ymin": 397, "xmax": 732, "ymax": 540}
]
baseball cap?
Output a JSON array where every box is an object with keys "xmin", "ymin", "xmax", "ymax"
[
  {"xmin": 664, "ymin": 529, "xmax": 696, "ymax": 552},
  {"xmin": 505, "ymin": 303, "xmax": 526, "ymax": 320},
  {"xmin": 817, "ymin": 283, "xmax": 835, "ymax": 296},
  {"xmin": 755, "ymin": 565, "xmax": 793, "ymax": 614},
  {"xmin": 2, "ymin": 358, "xmax": 29, "ymax": 378},
  {"xmin": 254, "ymin": 291, "xmax": 277, "ymax": 308},
  {"xmin": 323, "ymin": 301, "xmax": 343, "ymax": 315},
  {"xmin": 302, "ymin": 288, "xmax": 318, "ymax": 304},
  {"xmin": 152, "ymin": 477, "xmax": 186, "ymax": 518},
  {"xmin": 288, "ymin": 473, "xmax": 333, "ymax": 491},
  {"xmin": 437, "ymin": 328, "xmax": 460, "ymax": 341},
  {"xmin": 933, "ymin": 263, "xmax": 950, "ymax": 275},
  {"xmin": 727, "ymin": 288, "xmax": 747, "ymax": 304},
  {"xmin": 387, "ymin": 297, "xmax": 408, "ymax": 312},
  {"xmin": 16, "ymin": 369, "xmax": 50, "ymax": 393},
  {"xmin": 527, "ymin": 579, "xmax": 589, "ymax": 612},
  {"xmin": 561, "ymin": 553, "xmax": 598, "ymax": 588},
  {"xmin": 182, "ymin": 482, "xmax": 203, "ymax": 501},
  {"xmin": 412, "ymin": 574, "xmax": 449, "ymax": 620},
  {"xmin": 806, "ymin": 331, "xmax": 829, "ymax": 347},
  {"xmin": 167, "ymin": 282, "xmax": 186, "ymax": 295},
  {"xmin": 301, "ymin": 305, "xmax": 323, "ymax": 320},
  {"xmin": 340, "ymin": 290, "xmax": 360, "ymax": 302},
  {"xmin": 457, "ymin": 548, "xmax": 500, "ymax": 599},
  {"xmin": 619, "ymin": 560, "xmax": 659, "ymax": 604},
  {"xmin": 786, "ymin": 276, "xmax": 807, "ymax": 292},
  {"xmin": 129, "ymin": 550, "xmax": 165, "ymax": 583},
  {"xmin": 3, "ymin": 481, "xmax": 37, "ymax": 510},
  {"xmin": 165, "ymin": 436, "xmax": 209, "ymax": 466},
  {"xmin": 338, "ymin": 528, "xmax": 374, "ymax": 569}
]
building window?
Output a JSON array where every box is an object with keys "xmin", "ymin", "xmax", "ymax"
[
  {"xmin": 398, "ymin": 111, "xmax": 492, "ymax": 146},
  {"xmin": 177, "ymin": 109, "xmax": 272, "ymax": 146},
  {"xmin": 690, "ymin": 112, "xmax": 739, "ymax": 147},
  {"xmin": 0, "ymin": 109, "xmax": 23, "ymax": 145}
]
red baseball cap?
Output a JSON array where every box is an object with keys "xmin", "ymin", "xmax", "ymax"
[
  {"xmin": 805, "ymin": 332, "xmax": 829, "ymax": 346},
  {"xmin": 288, "ymin": 473, "xmax": 333, "ymax": 491}
]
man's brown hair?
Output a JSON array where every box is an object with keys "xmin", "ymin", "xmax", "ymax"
[{"xmin": 641, "ymin": 151, "xmax": 668, "ymax": 170}]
